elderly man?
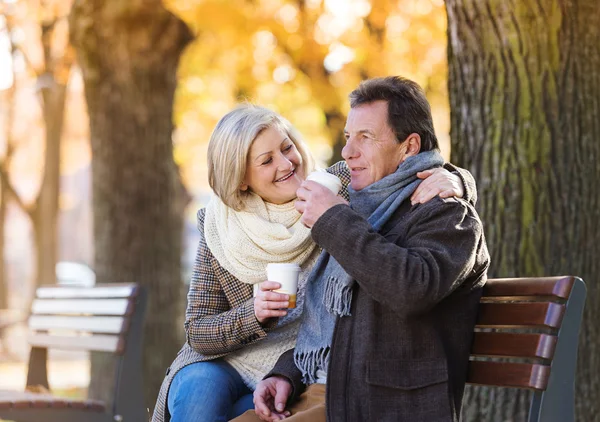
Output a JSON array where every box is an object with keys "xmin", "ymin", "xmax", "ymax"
[{"xmin": 234, "ymin": 76, "xmax": 490, "ymax": 422}]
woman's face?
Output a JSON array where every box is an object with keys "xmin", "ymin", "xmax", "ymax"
[{"xmin": 241, "ymin": 125, "xmax": 306, "ymax": 204}]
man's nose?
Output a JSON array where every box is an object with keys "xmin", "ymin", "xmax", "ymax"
[{"xmin": 342, "ymin": 138, "xmax": 357, "ymax": 160}]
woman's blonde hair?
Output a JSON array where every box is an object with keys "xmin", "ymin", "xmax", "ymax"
[{"xmin": 207, "ymin": 104, "xmax": 315, "ymax": 211}]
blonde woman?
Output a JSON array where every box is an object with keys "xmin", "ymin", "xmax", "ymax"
[{"xmin": 152, "ymin": 104, "xmax": 474, "ymax": 422}]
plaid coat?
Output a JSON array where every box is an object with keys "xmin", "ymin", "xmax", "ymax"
[{"xmin": 152, "ymin": 162, "xmax": 351, "ymax": 422}]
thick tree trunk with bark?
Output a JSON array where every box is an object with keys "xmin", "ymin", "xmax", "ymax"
[
  {"xmin": 69, "ymin": 0, "xmax": 192, "ymax": 410},
  {"xmin": 446, "ymin": 1, "xmax": 600, "ymax": 420}
]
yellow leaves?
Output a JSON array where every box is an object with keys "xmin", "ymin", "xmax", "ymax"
[{"xmin": 170, "ymin": 0, "xmax": 451, "ymax": 188}]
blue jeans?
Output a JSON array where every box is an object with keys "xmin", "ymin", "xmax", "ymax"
[{"xmin": 167, "ymin": 360, "xmax": 254, "ymax": 422}]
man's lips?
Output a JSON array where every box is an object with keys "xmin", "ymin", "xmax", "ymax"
[{"xmin": 275, "ymin": 170, "xmax": 295, "ymax": 182}]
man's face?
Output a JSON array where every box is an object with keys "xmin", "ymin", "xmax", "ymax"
[{"xmin": 342, "ymin": 101, "xmax": 409, "ymax": 191}]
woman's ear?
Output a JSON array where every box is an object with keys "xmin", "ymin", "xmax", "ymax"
[{"xmin": 240, "ymin": 182, "xmax": 248, "ymax": 191}]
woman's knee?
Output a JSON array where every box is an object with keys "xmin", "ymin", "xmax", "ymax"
[
  {"xmin": 171, "ymin": 361, "xmax": 238, "ymax": 399},
  {"xmin": 167, "ymin": 361, "xmax": 248, "ymax": 421}
]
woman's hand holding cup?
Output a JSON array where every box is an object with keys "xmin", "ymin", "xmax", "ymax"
[{"xmin": 254, "ymin": 281, "xmax": 290, "ymax": 324}]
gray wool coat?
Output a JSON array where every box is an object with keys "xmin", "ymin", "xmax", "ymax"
[{"xmin": 268, "ymin": 194, "xmax": 490, "ymax": 422}]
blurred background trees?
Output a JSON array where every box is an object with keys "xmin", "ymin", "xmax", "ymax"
[
  {"xmin": 1, "ymin": 0, "xmax": 597, "ymax": 419},
  {"xmin": 1, "ymin": 0, "xmax": 74, "ymax": 306}
]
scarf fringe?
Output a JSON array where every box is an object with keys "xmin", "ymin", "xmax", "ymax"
[
  {"xmin": 323, "ymin": 275, "xmax": 353, "ymax": 317},
  {"xmin": 294, "ymin": 348, "xmax": 330, "ymax": 385}
]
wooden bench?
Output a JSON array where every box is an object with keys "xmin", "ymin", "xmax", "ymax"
[
  {"xmin": 0, "ymin": 283, "xmax": 147, "ymax": 422},
  {"xmin": 467, "ymin": 275, "xmax": 587, "ymax": 422}
]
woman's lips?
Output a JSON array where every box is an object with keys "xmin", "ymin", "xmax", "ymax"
[{"xmin": 275, "ymin": 169, "xmax": 295, "ymax": 182}]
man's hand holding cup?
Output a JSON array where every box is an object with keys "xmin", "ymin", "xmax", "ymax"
[{"xmin": 296, "ymin": 171, "xmax": 347, "ymax": 228}]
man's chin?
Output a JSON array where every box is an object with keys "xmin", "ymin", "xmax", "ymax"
[{"xmin": 350, "ymin": 180, "xmax": 366, "ymax": 191}]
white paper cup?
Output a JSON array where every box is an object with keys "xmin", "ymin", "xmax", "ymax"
[
  {"xmin": 306, "ymin": 171, "xmax": 342, "ymax": 194},
  {"xmin": 266, "ymin": 263, "xmax": 301, "ymax": 308}
]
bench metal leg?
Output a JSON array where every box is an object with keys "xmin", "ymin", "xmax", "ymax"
[{"xmin": 529, "ymin": 277, "xmax": 587, "ymax": 422}]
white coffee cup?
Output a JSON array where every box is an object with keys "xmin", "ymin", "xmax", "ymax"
[
  {"xmin": 306, "ymin": 170, "xmax": 342, "ymax": 194},
  {"xmin": 266, "ymin": 263, "xmax": 301, "ymax": 308}
]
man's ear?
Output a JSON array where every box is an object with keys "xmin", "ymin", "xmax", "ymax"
[{"xmin": 403, "ymin": 133, "xmax": 421, "ymax": 157}]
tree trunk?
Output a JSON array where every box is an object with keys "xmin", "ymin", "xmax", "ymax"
[
  {"xmin": 446, "ymin": 1, "xmax": 600, "ymax": 421},
  {"xmin": 33, "ymin": 79, "xmax": 70, "ymax": 289},
  {"xmin": 326, "ymin": 111, "xmax": 347, "ymax": 165},
  {"xmin": 69, "ymin": 0, "xmax": 192, "ymax": 410},
  {"xmin": 0, "ymin": 181, "xmax": 7, "ymax": 310}
]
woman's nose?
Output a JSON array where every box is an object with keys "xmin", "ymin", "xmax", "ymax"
[{"xmin": 277, "ymin": 154, "xmax": 294, "ymax": 171}]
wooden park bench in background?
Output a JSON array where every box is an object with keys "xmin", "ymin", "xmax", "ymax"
[
  {"xmin": 467, "ymin": 275, "xmax": 587, "ymax": 422},
  {"xmin": 0, "ymin": 283, "xmax": 147, "ymax": 422}
]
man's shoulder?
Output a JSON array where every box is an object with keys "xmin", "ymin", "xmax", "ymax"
[
  {"xmin": 415, "ymin": 195, "xmax": 475, "ymax": 212},
  {"xmin": 408, "ymin": 196, "xmax": 482, "ymax": 226}
]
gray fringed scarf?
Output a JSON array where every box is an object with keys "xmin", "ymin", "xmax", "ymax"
[{"xmin": 294, "ymin": 150, "xmax": 445, "ymax": 384}]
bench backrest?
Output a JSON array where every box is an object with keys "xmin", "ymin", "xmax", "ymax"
[
  {"xmin": 25, "ymin": 283, "xmax": 147, "ymax": 421},
  {"xmin": 467, "ymin": 276, "xmax": 586, "ymax": 422},
  {"xmin": 28, "ymin": 283, "xmax": 143, "ymax": 355}
]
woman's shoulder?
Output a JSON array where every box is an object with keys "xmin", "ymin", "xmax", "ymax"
[
  {"xmin": 196, "ymin": 207, "xmax": 207, "ymax": 231},
  {"xmin": 326, "ymin": 161, "xmax": 350, "ymax": 201},
  {"xmin": 326, "ymin": 160, "xmax": 349, "ymax": 178}
]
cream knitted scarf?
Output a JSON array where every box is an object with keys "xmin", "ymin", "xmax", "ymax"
[{"xmin": 204, "ymin": 192, "xmax": 318, "ymax": 284}]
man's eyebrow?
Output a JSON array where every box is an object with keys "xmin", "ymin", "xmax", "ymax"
[
  {"xmin": 344, "ymin": 129, "xmax": 375, "ymax": 136},
  {"xmin": 252, "ymin": 137, "xmax": 290, "ymax": 162}
]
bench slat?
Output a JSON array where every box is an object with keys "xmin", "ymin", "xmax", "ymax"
[
  {"xmin": 467, "ymin": 361, "xmax": 550, "ymax": 390},
  {"xmin": 36, "ymin": 284, "xmax": 137, "ymax": 299},
  {"xmin": 28, "ymin": 333, "xmax": 121, "ymax": 352},
  {"xmin": 31, "ymin": 299, "xmax": 131, "ymax": 316},
  {"xmin": 471, "ymin": 332, "xmax": 558, "ymax": 359},
  {"xmin": 28, "ymin": 315, "xmax": 126, "ymax": 334},
  {"xmin": 476, "ymin": 302, "xmax": 565, "ymax": 328},
  {"xmin": 483, "ymin": 276, "xmax": 574, "ymax": 300},
  {"xmin": 0, "ymin": 390, "xmax": 105, "ymax": 412}
]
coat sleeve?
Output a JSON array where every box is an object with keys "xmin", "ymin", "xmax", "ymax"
[
  {"xmin": 443, "ymin": 162, "xmax": 478, "ymax": 206},
  {"xmin": 264, "ymin": 348, "xmax": 307, "ymax": 404},
  {"xmin": 184, "ymin": 209, "xmax": 269, "ymax": 355},
  {"xmin": 311, "ymin": 198, "xmax": 487, "ymax": 317}
]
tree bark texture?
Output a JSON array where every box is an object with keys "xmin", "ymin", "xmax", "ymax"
[
  {"xmin": 69, "ymin": 0, "xmax": 193, "ymax": 411},
  {"xmin": 446, "ymin": 1, "xmax": 599, "ymax": 421}
]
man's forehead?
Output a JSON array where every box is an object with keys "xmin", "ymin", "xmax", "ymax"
[{"xmin": 345, "ymin": 101, "xmax": 390, "ymax": 132}]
